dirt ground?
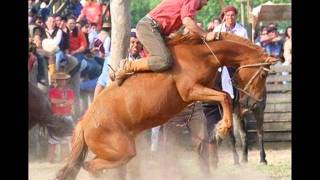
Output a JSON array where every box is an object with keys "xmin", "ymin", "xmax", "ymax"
[{"xmin": 29, "ymin": 143, "xmax": 291, "ymax": 180}]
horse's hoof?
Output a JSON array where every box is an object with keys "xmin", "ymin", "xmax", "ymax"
[
  {"xmin": 260, "ymin": 160, "xmax": 268, "ymax": 165},
  {"xmin": 241, "ymin": 159, "xmax": 248, "ymax": 163}
]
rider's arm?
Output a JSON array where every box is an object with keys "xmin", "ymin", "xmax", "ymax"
[{"xmin": 182, "ymin": 17, "xmax": 207, "ymax": 38}]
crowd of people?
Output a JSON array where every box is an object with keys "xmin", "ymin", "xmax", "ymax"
[{"xmin": 28, "ymin": 0, "xmax": 291, "ymax": 165}]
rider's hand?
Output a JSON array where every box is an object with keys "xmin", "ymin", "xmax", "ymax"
[{"xmin": 205, "ymin": 32, "xmax": 216, "ymax": 41}]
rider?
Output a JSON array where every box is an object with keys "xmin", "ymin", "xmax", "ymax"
[{"xmin": 113, "ymin": 0, "xmax": 215, "ymax": 86}]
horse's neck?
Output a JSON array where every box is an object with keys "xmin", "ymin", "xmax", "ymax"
[{"xmin": 212, "ymin": 40, "xmax": 261, "ymax": 68}]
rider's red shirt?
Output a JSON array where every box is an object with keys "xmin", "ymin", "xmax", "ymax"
[
  {"xmin": 48, "ymin": 87, "xmax": 75, "ymax": 116},
  {"xmin": 148, "ymin": 0, "xmax": 201, "ymax": 36}
]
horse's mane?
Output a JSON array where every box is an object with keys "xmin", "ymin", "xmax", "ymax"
[{"xmin": 166, "ymin": 32, "xmax": 264, "ymax": 53}]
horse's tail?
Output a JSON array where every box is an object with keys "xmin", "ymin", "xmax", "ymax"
[{"xmin": 55, "ymin": 121, "xmax": 88, "ymax": 180}]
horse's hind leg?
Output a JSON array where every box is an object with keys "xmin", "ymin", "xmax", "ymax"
[{"xmin": 84, "ymin": 130, "xmax": 136, "ymax": 177}]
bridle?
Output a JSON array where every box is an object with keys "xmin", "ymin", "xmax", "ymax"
[
  {"xmin": 231, "ymin": 60, "xmax": 273, "ymax": 102},
  {"xmin": 201, "ymin": 38, "xmax": 274, "ymax": 102}
]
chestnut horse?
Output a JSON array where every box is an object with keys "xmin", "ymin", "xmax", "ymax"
[
  {"xmin": 29, "ymin": 82, "xmax": 74, "ymax": 138},
  {"xmin": 55, "ymin": 32, "xmax": 277, "ymax": 179}
]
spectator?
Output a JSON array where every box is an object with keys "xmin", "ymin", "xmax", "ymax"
[
  {"xmin": 204, "ymin": 5, "xmax": 249, "ymax": 166},
  {"xmin": 214, "ymin": 5, "xmax": 248, "ymax": 38},
  {"xmin": 207, "ymin": 17, "xmax": 221, "ymax": 32},
  {"xmin": 264, "ymin": 26, "xmax": 283, "ymax": 58},
  {"xmin": 42, "ymin": 15, "xmax": 70, "ymax": 84},
  {"xmin": 56, "ymin": 16, "xmax": 70, "ymax": 55},
  {"xmin": 29, "ymin": 16, "xmax": 46, "ymax": 40},
  {"xmin": 283, "ymin": 26, "xmax": 292, "ymax": 65},
  {"xmin": 38, "ymin": 0, "xmax": 51, "ymax": 21},
  {"xmin": 128, "ymin": 30, "xmax": 143, "ymax": 60},
  {"xmin": 281, "ymin": 26, "xmax": 291, "ymax": 85},
  {"xmin": 68, "ymin": 0, "xmax": 83, "ymax": 18},
  {"xmin": 267, "ymin": 22, "xmax": 278, "ymax": 29},
  {"xmin": 213, "ymin": 5, "xmax": 248, "ymax": 100},
  {"xmin": 32, "ymin": 34, "xmax": 56, "ymax": 84},
  {"xmin": 91, "ymin": 22, "xmax": 111, "ymax": 58},
  {"xmin": 79, "ymin": 20, "xmax": 90, "ymax": 46},
  {"xmin": 255, "ymin": 25, "xmax": 268, "ymax": 49},
  {"xmin": 47, "ymin": 72, "xmax": 75, "ymax": 163},
  {"xmin": 77, "ymin": 0, "xmax": 102, "ymax": 30},
  {"xmin": 66, "ymin": 16, "xmax": 88, "ymax": 65},
  {"xmin": 93, "ymin": 29, "xmax": 142, "ymax": 99},
  {"xmin": 88, "ymin": 23, "xmax": 99, "ymax": 49},
  {"xmin": 66, "ymin": 16, "xmax": 89, "ymax": 118},
  {"xmin": 54, "ymin": 14, "xmax": 62, "ymax": 28}
]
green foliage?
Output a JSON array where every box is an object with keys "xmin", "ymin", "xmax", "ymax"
[
  {"xmin": 130, "ymin": 0, "xmax": 161, "ymax": 27},
  {"xmin": 130, "ymin": 0, "xmax": 291, "ymax": 30}
]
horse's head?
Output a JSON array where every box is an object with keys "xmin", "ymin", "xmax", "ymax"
[
  {"xmin": 201, "ymin": 32, "xmax": 280, "ymax": 112},
  {"xmin": 231, "ymin": 49, "xmax": 279, "ymax": 112},
  {"xmin": 167, "ymin": 32, "xmax": 279, "ymax": 112}
]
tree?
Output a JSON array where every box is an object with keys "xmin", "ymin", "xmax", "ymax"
[{"xmin": 109, "ymin": 0, "xmax": 131, "ymax": 75}]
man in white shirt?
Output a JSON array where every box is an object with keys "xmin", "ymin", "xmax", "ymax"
[
  {"xmin": 213, "ymin": 5, "xmax": 248, "ymax": 99},
  {"xmin": 202, "ymin": 5, "xmax": 249, "ymax": 167}
]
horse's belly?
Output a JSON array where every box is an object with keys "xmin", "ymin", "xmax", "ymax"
[{"xmin": 113, "ymin": 74, "xmax": 187, "ymax": 131}]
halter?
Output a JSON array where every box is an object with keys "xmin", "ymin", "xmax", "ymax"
[{"xmin": 202, "ymin": 39, "xmax": 273, "ymax": 102}]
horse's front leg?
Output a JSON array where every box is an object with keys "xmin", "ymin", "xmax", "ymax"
[
  {"xmin": 255, "ymin": 110, "xmax": 267, "ymax": 164},
  {"xmin": 187, "ymin": 84, "xmax": 233, "ymax": 139}
]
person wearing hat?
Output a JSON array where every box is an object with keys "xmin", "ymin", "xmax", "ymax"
[
  {"xmin": 213, "ymin": 5, "xmax": 248, "ymax": 38},
  {"xmin": 112, "ymin": 0, "xmax": 216, "ymax": 86},
  {"xmin": 47, "ymin": 72, "xmax": 75, "ymax": 163},
  {"xmin": 211, "ymin": 5, "xmax": 248, "ymax": 101},
  {"xmin": 203, "ymin": 5, "xmax": 249, "ymax": 166},
  {"xmin": 264, "ymin": 26, "xmax": 283, "ymax": 58},
  {"xmin": 91, "ymin": 22, "xmax": 111, "ymax": 58}
]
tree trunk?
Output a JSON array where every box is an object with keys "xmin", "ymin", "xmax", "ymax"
[{"xmin": 109, "ymin": 0, "xmax": 131, "ymax": 74}]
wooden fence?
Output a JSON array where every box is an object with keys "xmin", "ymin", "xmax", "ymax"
[{"xmin": 247, "ymin": 65, "xmax": 292, "ymax": 144}]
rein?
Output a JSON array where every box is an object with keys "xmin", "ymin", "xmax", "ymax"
[
  {"xmin": 231, "ymin": 61, "xmax": 273, "ymax": 102},
  {"xmin": 202, "ymin": 38, "xmax": 222, "ymax": 66}
]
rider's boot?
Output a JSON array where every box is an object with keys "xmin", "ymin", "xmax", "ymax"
[{"xmin": 113, "ymin": 58, "xmax": 151, "ymax": 86}]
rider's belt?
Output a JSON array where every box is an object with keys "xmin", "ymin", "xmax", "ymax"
[{"xmin": 146, "ymin": 15, "xmax": 163, "ymax": 35}]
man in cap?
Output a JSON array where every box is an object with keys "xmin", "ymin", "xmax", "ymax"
[
  {"xmin": 213, "ymin": 5, "xmax": 248, "ymax": 38},
  {"xmin": 204, "ymin": 5, "xmax": 249, "ymax": 167},
  {"xmin": 47, "ymin": 72, "xmax": 75, "ymax": 163},
  {"xmin": 112, "ymin": 0, "xmax": 216, "ymax": 86}
]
